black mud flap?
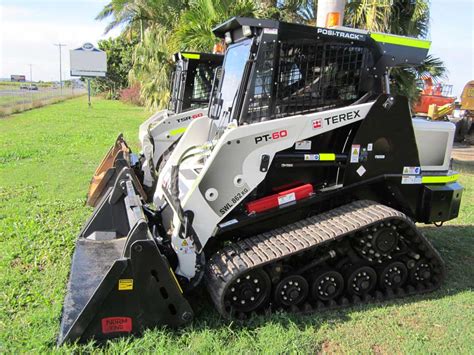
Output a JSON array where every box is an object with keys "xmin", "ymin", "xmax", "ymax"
[{"xmin": 58, "ymin": 169, "xmax": 193, "ymax": 345}]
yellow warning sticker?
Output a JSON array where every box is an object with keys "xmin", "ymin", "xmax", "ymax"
[
  {"xmin": 118, "ymin": 279, "xmax": 133, "ymax": 291},
  {"xmin": 350, "ymin": 144, "xmax": 360, "ymax": 163}
]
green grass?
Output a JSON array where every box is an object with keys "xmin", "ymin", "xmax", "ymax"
[{"xmin": 1, "ymin": 97, "xmax": 473, "ymax": 353}]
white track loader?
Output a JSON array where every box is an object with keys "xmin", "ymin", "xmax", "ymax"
[{"xmin": 59, "ymin": 18, "xmax": 463, "ymax": 345}]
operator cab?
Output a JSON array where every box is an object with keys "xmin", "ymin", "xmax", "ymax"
[
  {"xmin": 169, "ymin": 52, "xmax": 223, "ymax": 113},
  {"xmin": 201, "ymin": 18, "xmax": 431, "ymax": 197},
  {"xmin": 208, "ymin": 17, "xmax": 428, "ymax": 138}
]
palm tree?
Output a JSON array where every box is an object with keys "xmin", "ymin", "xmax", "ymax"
[
  {"xmin": 96, "ymin": 0, "xmax": 188, "ymax": 41},
  {"xmin": 96, "ymin": 0, "xmax": 145, "ymax": 40},
  {"xmin": 175, "ymin": 0, "xmax": 259, "ymax": 52},
  {"xmin": 275, "ymin": 0, "xmax": 317, "ymax": 23},
  {"xmin": 129, "ymin": 25, "xmax": 178, "ymax": 109},
  {"xmin": 345, "ymin": 0, "xmax": 430, "ymax": 37}
]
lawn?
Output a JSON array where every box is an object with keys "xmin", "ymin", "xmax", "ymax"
[{"xmin": 1, "ymin": 97, "xmax": 473, "ymax": 353}]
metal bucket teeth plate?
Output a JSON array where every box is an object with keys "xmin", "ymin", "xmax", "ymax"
[
  {"xmin": 87, "ymin": 134, "xmax": 133, "ymax": 207},
  {"xmin": 59, "ymin": 172, "xmax": 192, "ymax": 345},
  {"xmin": 58, "ymin": 238, "xmax": 126, "ymax": 344}
]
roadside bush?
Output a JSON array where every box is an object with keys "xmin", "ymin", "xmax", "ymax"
[{"xmin": 119, "ymin": 84, "xmax": 143, "ymax": 106}]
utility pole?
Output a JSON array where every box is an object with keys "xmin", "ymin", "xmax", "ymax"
[
  {"xmin": 28, "ymin": 64, "xmax": 33, "ymax": 83},
  {"xmin": 54, "ymin": 43, "xmax": 67, "ymax": 94}
]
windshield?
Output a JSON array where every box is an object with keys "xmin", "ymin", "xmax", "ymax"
[{"xmin": 213, "ymin": 39, "xmax": 252, "ymax": 126}]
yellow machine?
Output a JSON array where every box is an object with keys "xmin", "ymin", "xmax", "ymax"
[
  {"xmin": 456, "ymin": 80, "xmax": 474, "ymax": 143},
  {"xmin": 461, "ymin": 80, "xmax": 474, "ymax": 111},
  {"xmin": 427, "ymin": 102, "xmax": 455, "ymax": 120}
]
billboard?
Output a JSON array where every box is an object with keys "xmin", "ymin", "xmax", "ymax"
[
  {"xmin": 70, "ymin": 43, "xmax": 107, "ymax": 77},
  {"xmin": 11, "ymin": 75, "xmax": 26, "ymax": 82}
]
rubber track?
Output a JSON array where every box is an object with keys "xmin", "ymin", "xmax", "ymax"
[{"xmin": 205, "ymin": 200, "xmax": 445, "ymax": 317}]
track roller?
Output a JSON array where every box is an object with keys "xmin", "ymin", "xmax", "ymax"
[
  {"xmin": 410, "ymin": 260, "xmax": 432, "ymax": 283},
  {"xmin": 347, "ymin": 266, "xmax": 377, "ymax": 295},
  {"xmin": 224, "ymin": 269, "xmax": 271, "ymax": 313},
  {"xmin": 274, "ymin": 275, "xmax": 308, "ymax": 306},
  {"xmin": 379, "ymin": 261, "xmax": 408, "ymax": 289},
  {"xmin": 311, "ymin": 270, "xmax": 344, "ymax": 301}
]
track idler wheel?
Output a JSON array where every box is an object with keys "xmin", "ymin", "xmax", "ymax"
[
  {"xmin": 410, "ymin": 260, "xmax": 432, "ymax": 283},
  {"xmin": 311, "ymin": 270, "xmax": 344, "ymax": 301},
  {"xmin": 274, "ymin": 275, "xmax": 309, "ymax": 306},
  {"xmin": 225, "ymin": 269, "xmax": 271, "ymax": 313},
  {"xmin": 379, "ymin": 261, "xmax": 408, "ymax": 289},
  {"xmin": 356, "ymin": 223, "xmax": 399, "ymax": 263},
  {"xmin": 347, "ymin": 266, "xmax": 377, "ymax": 295}
]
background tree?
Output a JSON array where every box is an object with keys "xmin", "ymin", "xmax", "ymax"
[
  {"xmin": 129, "ymin": 25, "xmax": 178, "ymax": 109},
  {"xmin": 175, "ymin": 0, "xmax": 259, "ymax": 51},
  {"xmin": 93, "ymin": 36, "xmax": 137, "ymax": 99},
  {"xmin": 96, "ymin": 0, "xmax": 189, "ymax": 41},
  {"xmin": 345, "ymin": 0, "xmax": 445, "ymax": 101}
]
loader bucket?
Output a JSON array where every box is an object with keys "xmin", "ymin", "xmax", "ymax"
[
  {"xmin": 58, "ymin": 168, "xmax": 193, "ymax": 345},
  {"xmin": 86, "ymin": 134, "xmax": 147, "ymax": 207}
]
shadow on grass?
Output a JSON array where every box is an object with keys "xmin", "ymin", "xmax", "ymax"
[{"xmin": 454, "ymin": 160, "xmax": 474, "ymax": 171}]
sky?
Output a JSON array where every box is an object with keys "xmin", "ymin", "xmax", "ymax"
[
  {"xmin": 0, "ymin": 0, "xmax": 121, "ymax": 83},
  {"xmin": 0, "ymin": 0, "xmax": 473, "ymax": 96}
]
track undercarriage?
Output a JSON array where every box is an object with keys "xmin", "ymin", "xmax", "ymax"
[{"xmin": 206, "ymin": 200, "xmax": 445, "ymax": 318}]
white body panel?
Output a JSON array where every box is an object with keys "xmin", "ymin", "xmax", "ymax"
[
  {"xmin": 156, "ymin": 103, "xmax": 374, "ymax": 278},
  {"xmin": 412, "ymin": 118, "xmax": 455, "ymax": 171},
  {"xmin": 139, "ymin": 107, "xmax": 208, "ymax": 187},
  {"xmin": 138, "ymin": 109, "xmax": 170, "ymax": 143}
]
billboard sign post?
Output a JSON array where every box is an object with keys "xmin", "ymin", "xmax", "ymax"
[{"xmin": 69, "ymin": 43, "xmax": 107, "ymax": 107}]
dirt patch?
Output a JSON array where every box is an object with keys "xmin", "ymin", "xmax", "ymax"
[
  {"xmin": 371, "ymin": 344, "xmax": 386, "ymax": 355},
  {"xmin": 319, "ymin": 340, "xmax": 342, "ymax": 354}
]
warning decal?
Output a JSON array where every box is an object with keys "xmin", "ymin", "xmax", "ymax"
[
  {"xmin": 356, "ymin": 165, "xmax": 366, "ymax": 176},
  {"xmin": 350, "ymin": 145, "xmax": 360, "ymax": 163},
  {"xmin": 278, "ymin": 192, "xmax": 296, "ymax": 206},
  {"xmin": 402, "ymin": 166, "xmax": 421, "ymax": 175},
  {"xmin": 101, "ymin": 317, "xmax": 132, "ymax": 334},
  {"xmin": 304, "ymin": 154, "xmax": 320, "ymax": 161},
  {"xmin": 118, "ymin": 279, "xmax": 133, "ymax": 291},
  {"xmin": 295, "ymin": 140, "xmax": 312, "ymax": 150},
  {"xmin": 401, "ymin": 176, "xmax": 422, "ymax": 185}
]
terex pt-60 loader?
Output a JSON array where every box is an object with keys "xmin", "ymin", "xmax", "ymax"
[
  {"xmin": 59, "ymin": 18, "xmax": 463, "ymax": 345},
  {"xmin": 87, "ymin": 52, "xmax": 223, "ymax": 207}
]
